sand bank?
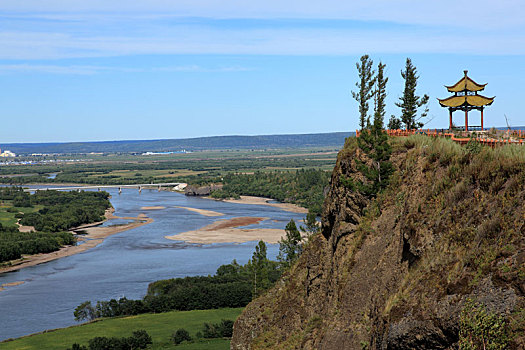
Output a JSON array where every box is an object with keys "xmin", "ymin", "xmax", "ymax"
[
  {"xmin": 0, "ymin": 281, "xmax": 25, "ymax": 292},
  {"xmin": 174, "ymin": 206, "xmax": 224, "ymax": 217},
  {"xmin": 214, "ymin": 196, "xmax": 308, "ymax": 214},
  {"xmin": 165, "ymin": 216, "xmax": 285, "ymax": 244},
  {"xmin": 140, "ymin": 206, "xmax": 166, "ymax": 210},
  {"xmin": 0, "ymin": 208, "xmax": 153, "ymax": 275}
]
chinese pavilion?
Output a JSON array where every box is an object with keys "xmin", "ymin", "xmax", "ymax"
[{"xmin": 438, "ymin": 70, "xmax": 494, "ymax": 131}]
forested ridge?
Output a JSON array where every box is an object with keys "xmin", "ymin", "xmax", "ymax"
[
  {"xmin": 0, "ymin": 187, "xmax": 111, "ymax": 263},
  {"xmin": 1, "ymin": 132, "xmax": 351, "ymax": 154}
]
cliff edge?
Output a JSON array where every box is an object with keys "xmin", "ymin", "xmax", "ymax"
[{"xmin": 231, "ymin": 136, "xmax": 524, "ymax": 349}]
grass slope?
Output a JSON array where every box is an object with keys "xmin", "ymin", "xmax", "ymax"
[{"xmin": 1, "ymin": 308, "xmax": 243, "ymax": 350}]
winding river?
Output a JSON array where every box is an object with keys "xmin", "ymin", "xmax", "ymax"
[{"xmin": 0, "ymin": 187, "xmax": 304, "ymax": 341}]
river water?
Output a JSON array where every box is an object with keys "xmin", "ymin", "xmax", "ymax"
[{"xmin": 0, "ymin": 188, "xmax": 304, "ymax": 341}]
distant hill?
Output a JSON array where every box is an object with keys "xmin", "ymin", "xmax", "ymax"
[{"xmin": 0, "ymin": 132, "xmax": 354, "ymax": 155}]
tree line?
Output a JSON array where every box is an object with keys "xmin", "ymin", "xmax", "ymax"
[
  {"xmin": 0, "ymin": 187, "xmax": 111, "ymax": 263},
  {"xmin": 19, "ymin": 190, "xmax": 111, "ymax": 232},
  {"xmin": 210, "ymin": 168, "xmax": 330, "ymax": 214}
]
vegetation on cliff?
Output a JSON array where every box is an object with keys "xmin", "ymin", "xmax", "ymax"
[{"xmin": 231, "ymin": 135, "xmax": 525, "ymax": 349}]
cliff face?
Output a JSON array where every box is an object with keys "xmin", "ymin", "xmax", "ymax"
[{"xmin": 231, "ymin": 136, "xmax": 525, "ymax": 349}]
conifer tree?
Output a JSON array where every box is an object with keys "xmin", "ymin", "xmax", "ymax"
[
  {"xmin": 251, "ymin": 240, "xmax": 270, "ymax": 297},
  {"xmin": 352, "ymin": 55, "xmax": 376, "ymax": 130},
  {"xmin": 355, "ymin": 62, "xmax": 393, "ymax": 196},
  {"xmin": 277, "ymin": 220, "xmax": 302, "ymax": 269},
  {"xmin": 396, "ymin": 58, "xmax": 429, "ymax": 130}
]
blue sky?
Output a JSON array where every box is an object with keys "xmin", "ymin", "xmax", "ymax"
[{"xmin": 1, "ymin": 1, "xmax": 524, "ymax": 143}]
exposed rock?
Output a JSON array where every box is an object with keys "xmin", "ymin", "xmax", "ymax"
[{"xmin": 184, "ymin": 184, "xmax": 222, "ymax": 196}]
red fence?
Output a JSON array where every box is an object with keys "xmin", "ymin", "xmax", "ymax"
[{"xmin": 355, "ymin": 129, "xmax": 525, "ymax": 148}]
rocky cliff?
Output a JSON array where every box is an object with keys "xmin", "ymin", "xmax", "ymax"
[{"xmin": 231, "ymin": 136, "xmax": 524, "ymax": 349}]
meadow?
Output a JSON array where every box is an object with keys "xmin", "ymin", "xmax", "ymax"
[{"xmin": 0, "ymin": 308, "xmax": 243, "ymax": 350}]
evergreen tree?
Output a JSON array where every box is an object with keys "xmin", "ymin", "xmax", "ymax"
[
  {"xmin": 352, "ymin": 55, "xmax": 376, "ymax": 130},
  {"xmin": 387, "ymin": 115, "xmax": 402, "ymax": 130},
  {"xmin": 350, "ymin": 61, "xmax": 393, "ymax": 197},
  {"xmin": 277, "ymin": 220, "xmax": 302, "ymax": 269},
  {"xmin": 396, "ymin": 58, "xmax": 429, "ymax": 130},
  {"xmin": 251, "ymin": 240, "xmax": 270, "ymax": 297},
  {"xmin": 300, "ymin": 212, "xmax": 320, "ymax": 239}
]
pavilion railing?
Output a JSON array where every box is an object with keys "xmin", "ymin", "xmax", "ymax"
[{"xmin": 355, "ymin": 128, "xmax": 525, "ymax": 148}]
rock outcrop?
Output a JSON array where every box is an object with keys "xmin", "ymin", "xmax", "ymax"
[
  {"xmin": 232, "ymin": 137, "xmax": 524, "ymax": 349},
  {"xmin": 184, "ymin": 184, "xmax": 222, "ymax": 196}
]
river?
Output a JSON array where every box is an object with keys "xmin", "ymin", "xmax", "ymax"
[{"xmin": 0, "ymin": 187, "xmax": 304, "ymax": 341}]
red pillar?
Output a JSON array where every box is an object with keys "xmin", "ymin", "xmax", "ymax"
[
  {"xmin": 481, "ymin": 108, "xmax": 484, "ymax": 131},
  {"xmin": 449, "ymin": 109, "xmax": 453, "ymax": 130},
  {"xmin": 465, "ymin": 109, "xmax": 469, "ymax": 132}
]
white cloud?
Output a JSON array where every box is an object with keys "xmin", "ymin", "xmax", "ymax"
[
  {"xmin": 0, "ymin": 1, "xmax": 523, "ymax": 60},
  {"xmin": 0, "ymin": 0, "xmax": 523, "ymax": 29},
  {"xmin": 0, "ymin": 63, "xmax": 253, "ymax": 74},
  {"xmin": 0, "ymin": 26, "xmax": 524, "ymax": 60}
]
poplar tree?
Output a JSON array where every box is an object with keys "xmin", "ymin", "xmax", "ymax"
[
  {"xmin": 352, "ymin": 55, "xmax": 376, "ymax": 130},
  {"xmin": 396, "ymin": 58, "xmax": 429, "ymax": 130}
]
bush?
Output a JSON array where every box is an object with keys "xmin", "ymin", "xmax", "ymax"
[
  {"xmin": 172, "ymin": 328, "xmax": 192, "ymax": 345},
  {"xmin": 202, "ymin": 319, "xmax": 234, "ymax": 338},
  {"xmin": 72, "ymin": 329, "xmax": 152, "ymax": 350},
  {"xmin": 459, "ymin": 299, "xmax": 508, "ymax": 350}
]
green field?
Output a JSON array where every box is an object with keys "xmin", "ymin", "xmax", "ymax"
[
  {"xmin": 0, "ymin": 308, "xmax": 243, "ymax": 350},
  {"xmin": 0, "ymin": 201, "xmax": 41, "ymax": 227}
]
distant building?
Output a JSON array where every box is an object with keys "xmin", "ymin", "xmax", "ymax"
[{"xmin": 0, "ymin": 149, "xmax": 16, "ymax": 157}]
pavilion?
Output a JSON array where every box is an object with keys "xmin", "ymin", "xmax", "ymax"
[{"xmin": 438, "ymin": 70, "xmax": 494, "ymax": 131}]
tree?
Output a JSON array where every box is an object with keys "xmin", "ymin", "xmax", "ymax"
[
  {"xmin": 251, "ymin": 241, "xmax": 270, "ymax": 297},
  {"xmin": 387, "ymin": 115, "xmax": 402, "ymax": 130},
  {"xmin": 300, "ymin": 212, "xmax": 320, "ymax": 239},
  {"xmin": 74, "ymin": 301, "xmax": 96, "ymax": 322},
  {"xmin": 396, "ymin": 58, "xmax": 429, "ymax": 130},
  {"xmin": 354, "ymin": 61, "xmax": 394, "ymax": 197},
  {"xmin": 352, "ymin": 55, "xmax": 376, "ymax": 130},
  {"xmin": 172, "ymin": 328, "xmax": 192, "ymax": 345},
  {"xmin": 277, "ymin": 220, "xmax": 302, "ymax": 269}
]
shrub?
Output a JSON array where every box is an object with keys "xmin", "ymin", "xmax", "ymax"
[
  {"xmin": 172, "ymin": 328, "xmax": 192, "ymax": 345},
  {"xmin": 459, "ymin": 299, "xmax": 508, "ymax": 350}
]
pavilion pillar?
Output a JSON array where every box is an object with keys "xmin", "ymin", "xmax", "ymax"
[
  {"xmin": 449, "ymin": 109, "xmax": 453, "ymax": 130},
  {"xmin": 465, "ymin": 109, "xmax": 469, "ymax": 132},
  {"xmin": 481, "ymin": 107, "xmax": 484, "ymax": 131}
]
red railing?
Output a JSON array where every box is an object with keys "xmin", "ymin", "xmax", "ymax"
[{"xmin": 355, "ymin": 129, "xmax": 525, "ymax": 148}]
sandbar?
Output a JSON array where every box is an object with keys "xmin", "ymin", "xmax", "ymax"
[
  {"xmin": 0, "ymin": 208, "xmax": 153, "ymax": 275},
  {"xmin": 174, "ymin": 206, "xmax": 224, "ymax": 217},
  {"xmin": 0, "ymin": 281, "xmax": 25, "ymax": 292},
  {"xmin": 165, "ymin": 216, "xmax": 286, "ymax": 244},
  {"xmin": 212, "ymin": 195, "xmax": 308, "ymax": 214},
  {"xmin": 140, "ymin": 206, "xmax": 166, "ymax": 210}
]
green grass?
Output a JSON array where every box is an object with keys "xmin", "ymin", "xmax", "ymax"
[
  {"xmin": 0, "ymin": 201, "xmax": 42, "ymax": 227},
  {"xmin": 0, "ymin": 308, "xmax": 243, "ymax": 350}
]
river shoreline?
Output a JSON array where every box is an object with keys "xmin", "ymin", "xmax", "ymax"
[
  {"xmin": 0, "ymin": 186, "xmax": 307, "ymax": 276},
  {"xmin": 0, "ymin": 208, "xmax": 153, "ymax": 276},
  {"xmin": 206, "ymin": 195, "xmax": 308, "ymax": 214}
]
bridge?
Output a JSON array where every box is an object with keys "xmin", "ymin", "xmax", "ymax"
[{"xmin": 23, "ymin": 183, "xmax": 185, "ymax": 194}]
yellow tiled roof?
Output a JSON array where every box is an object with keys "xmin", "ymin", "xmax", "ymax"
[{"xmin": 438, "ymin": 94, "xmax": 494, "ymax": 107}]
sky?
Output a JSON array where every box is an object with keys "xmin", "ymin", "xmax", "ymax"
[{"xmin": 1, "ymin": 1, "xmax": 525, "ymax": 143}]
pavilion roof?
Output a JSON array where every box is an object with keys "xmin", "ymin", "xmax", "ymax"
[
  {"xmin": 445, "ymin": 70, "xmax": 487, "ymax": 92},
  {"xmin": 438, "ymin": 94, "xmax": 494, "ymax": 108}
]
